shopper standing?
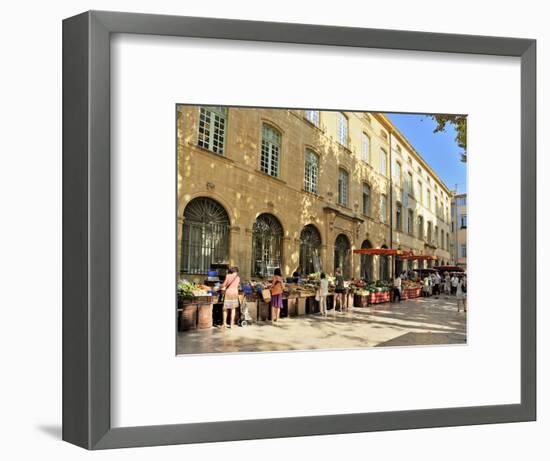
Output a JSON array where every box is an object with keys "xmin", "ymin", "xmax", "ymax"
[
  {"xmin": 444, "ymin": 273, "xmax": 451, "ymax": 297},
  {"xmin": 451, "ymin": 274, "xmax": 459, "ymax": 295},
  {"xmin": 269, "ymin": 268, "xmax": 285, "ymax": 324},
  {"xmin": 456, "ymin": 276, "xmax": 467, "ymax": 312},
  {"xmin": 219, "ymin": 266, "xmax": 240, "ymax": 329},
  {"xmin": 393, "ymin": 274, "xmax": 402, "ymax": 303},
  {"xmin": 319, "ymin": 272, "xmax": 329, "ymax": 317},
  {"xmin": 334, "ymin": 268, "xmax": 346, "ymax": 312},
  {"xmin": 434, "ymin": 271, "xmax": 441, "ymax": 297}
]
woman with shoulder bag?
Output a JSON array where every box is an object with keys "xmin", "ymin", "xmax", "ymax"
[
  {"xmin": 268, "ymin": 268, "xmax": 285, "ymax": 324},
  {"xmin": 219, "ymin": 266, "xmax": 240, "ymax": 329}
]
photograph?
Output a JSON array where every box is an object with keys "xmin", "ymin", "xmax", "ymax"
[{"xmin": 175, "ymin": 105, "xmax": 467, "ymax": 355}]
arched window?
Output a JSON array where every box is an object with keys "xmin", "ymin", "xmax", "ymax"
[
  {"xmin": 260, "ymin": 124, "xmax": 281, "ymax": 177},
  {"xmin": 182, "ymin": 197, "xmax": 230, "ymax": 274},
  {"xmin": 251, "ymin": 213, "xmax": 283, "ymax": 277},
  {"xmin": 299, "ymin": 225, "xmax": 322, "ymax": 275},
  {"xmin": 304, "ymin": 149, "xmax": 319, "ymax": 194},
  {"xmin": 379, "ymin": 245, "xmax": 390, "ymax": 281},
  {"xmin": 197, "ymin": 106, "xmax": 227, "ymax": 155},
  {"xmin": 360, "ymin": 240, "xmax": 373, "ymax": 281},
  {"xmin": 338, "ymin": 168, "xmax": 349, "ymax": 206},
  {"xmin": 334, "ymin": 234, "xmax": 351, "ymax": 279}
]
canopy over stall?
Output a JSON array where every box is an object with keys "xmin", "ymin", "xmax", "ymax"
[{"xmin": 434, "ymin": 265, "xmax": 465, "ymax": 272}]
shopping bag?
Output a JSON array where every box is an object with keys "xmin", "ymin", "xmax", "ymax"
[
  {"xmin": 315, "ymin": 291, "xmax": 320, "ymax": 302},
  {"xmin": 261, "ymin": 289, "xmax": 271, "ymax": 303}
]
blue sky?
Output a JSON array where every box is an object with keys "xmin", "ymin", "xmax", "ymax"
[{"xmin": 385, "ymin": 113, "xmax": 467, "ymax": 194}]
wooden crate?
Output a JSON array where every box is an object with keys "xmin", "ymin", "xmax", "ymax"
[
  {"xmin": 258, "ymin": 301, "xmax": 271, "ymax": 321},
  {"xmin": 296, "ymin": 297, "xmax": 307, "ymax": 316},
  {"xmin": 354, "ymin": 294, "xmax": 369, "ymax": 307},
  {"xmin": 286, "ymin": 297, "xmax": 298, "ymax": 317},
  {"xmin": 197, "ymin": 303, "xmax": 213, "ymax": 329}
]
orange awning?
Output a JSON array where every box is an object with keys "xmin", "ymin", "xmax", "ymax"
[
  {"xmin": 353, "ymin": 248, "xmax": 413, "ymax": 257},
  {"xmin": 400, "ymin": 254, "xmax": 438, "ymax": 261}
]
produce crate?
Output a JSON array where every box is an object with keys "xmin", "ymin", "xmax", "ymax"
[
  {"xmin": 306, "ymin": 296, "xmax": 319, "ymax": 314},
  {"xmin": 258, "ymin": 300, "xmax": 271, "ymax": 321},
  {"xmin": 402, "ymin": 287, "xmax": 422, "ymax": 300},
  {"xmin": 368, "ymin": 291, "xmax": 391, "ymax": 304},
  {"xmin": 346, "ymin": 291, "xmax": 355, "ymax": 308},
  {"xmin": 244, "ymin": 300, "xmax": 258, "ymax": 322},
  {"xmin": 286, "ymin": 297, "xmax": 298, "ymax": 317},
  {"xmin": 178, "ymin": 304, "xmax": 198, "ymax": 331},
  {"xmin": 296, "ymin": 297, "xmax": 307, "ymax": 316},
  {"xmin": 197, "ymin": 303, "xmax": 213, "ymax": 329},
  {"xmin": 354, "ymin": 294, "xmax": 370, "ymax": 307}
]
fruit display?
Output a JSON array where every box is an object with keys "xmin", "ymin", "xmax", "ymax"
[{"xmin": 177, "ymin": 280, "xmax": 216, "ymax": 298}]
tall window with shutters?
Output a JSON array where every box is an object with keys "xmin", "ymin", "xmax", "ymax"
[
  {"xmin": 305, "ymin": 110, "xmax": 320, "ymax": 126},
  {"xmin": 379, "ymin": 149, "xmax": 388, "ymax": 176},
  {"xmin": 338, "ymin": 168, "xmax": 349, "ymax": 207},
  {"xmin": 380, "ymin": 194, "xmax": 387, "ymax": 224},
  {"xmin": 197, "ymin": 106, "xmax": 227, "ymax": 154},
  {"xmin": 304, "ymin": 149, "xmax": 319, "ymax": 194},
  {"xmin": 361, "ymin": 132, "xmax": 370, "ymax": 163},
  {"xmin": 362, "ymin": 183, "xmax": 371, "ymax": 216},
  {"xmin": 337, "ymin": 112, "xmax": 348, "ymax": 147},
  {"xmin": 260, "ymin": 124, "xmax": 281, "ymax": 177}
]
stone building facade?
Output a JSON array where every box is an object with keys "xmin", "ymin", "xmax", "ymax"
[
  {"xmin": 451, "ymin": 193, "xmax": 468, "ymax": 269},
  {"xmin": 177, "ymin": 105, "xmax": 454, "ymax": 282}
]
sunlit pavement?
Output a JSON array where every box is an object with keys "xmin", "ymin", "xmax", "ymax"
[{"xmin": 176, "ymin": 296, "xmax": 467, "ymax": 355}]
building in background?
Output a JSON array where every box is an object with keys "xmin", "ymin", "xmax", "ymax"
[
  {"xmin": 451, "ymin": 193, "xmax": 467, "ymax": 269},
  {"xmin": 177, "ymin": 106, "xmax": 454, "ymax": 281}
]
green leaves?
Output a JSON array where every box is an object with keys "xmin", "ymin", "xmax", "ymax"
[{"xmin": 429, "ymin": 114, "xmax": 467, "ymax": 162}]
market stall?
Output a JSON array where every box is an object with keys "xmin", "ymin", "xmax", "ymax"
[{"xmin": 177, "ymin": 280, "xmax": 218, "ymax": 331}]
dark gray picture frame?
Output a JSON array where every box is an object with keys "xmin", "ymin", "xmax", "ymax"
[{"xmin": 62, "ymin": 10, "xmax": 537, "ymax": 450}]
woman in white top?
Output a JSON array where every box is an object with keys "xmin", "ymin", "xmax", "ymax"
[{"xmin": 319, "ymin": 272, "xmax": 329, "ymax": 317}]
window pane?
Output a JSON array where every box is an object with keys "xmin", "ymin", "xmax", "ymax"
[
  {"xmin": 338, "ymin": 112, "xmax": 348, "ymax": 146},
  {"xmin": 338, "ymin": 169, "xmax": 348, "ymax": 206},
  {"xmin": 198, "ymin": 107, "xmax": 227, "ymax": 154},
  {"xmin": 362, "ymin": 133, "xmax": 370, "ymax": 162},
  {"xmin": 261, "ymin": 125, "xmax": 281, "ymax": 177},
  {"xmin": 379, "ymin": 150, "xmax": 387, "ymax": 176},
  {"xmin": 304, "ymin": 149, "xmax": 319, "ymax": 193},
  {"xmin": 305, "ymin": 110, "xmax": 319, "ymax": 126},
  {"xmin": 380, "ymin": 194, "xmax": 387, "ymax": 223},
  {"xmin": 362, "ymin": 183, "xmax": 371, "ymax": 215}
]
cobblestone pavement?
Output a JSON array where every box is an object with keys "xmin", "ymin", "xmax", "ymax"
[{"xmin": 176, "ymin": 296, "xmax": 467, "ymax": 355}]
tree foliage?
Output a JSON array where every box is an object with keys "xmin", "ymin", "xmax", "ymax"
[{"xmin": 429, "ymin": 114, "xmax": 467, "ymax": 162}]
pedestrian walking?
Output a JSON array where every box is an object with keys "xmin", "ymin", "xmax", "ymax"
[
  {"xmin": 456, "ymin": 276, "xmax": 467, "ymax": 312},
  {"xmin": 219, "ymin": 266, "xmax": 241, "ymax": 329},
  {"xmin": 268, "ymin": 268, "xmax": 285, "ymax": 324},
  {"xmin": 319, "ymin": 272, "xmax": 329, "ymax": 317}
]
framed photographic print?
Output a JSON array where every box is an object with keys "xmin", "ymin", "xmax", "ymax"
[{"xmin": 62, "ymin": 10, "xmax": 536, "ymax": 449}]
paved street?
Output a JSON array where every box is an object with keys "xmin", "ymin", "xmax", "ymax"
[{"xmin": 176, "ymin": 296, "xmax": 466, "ymax": 355}]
